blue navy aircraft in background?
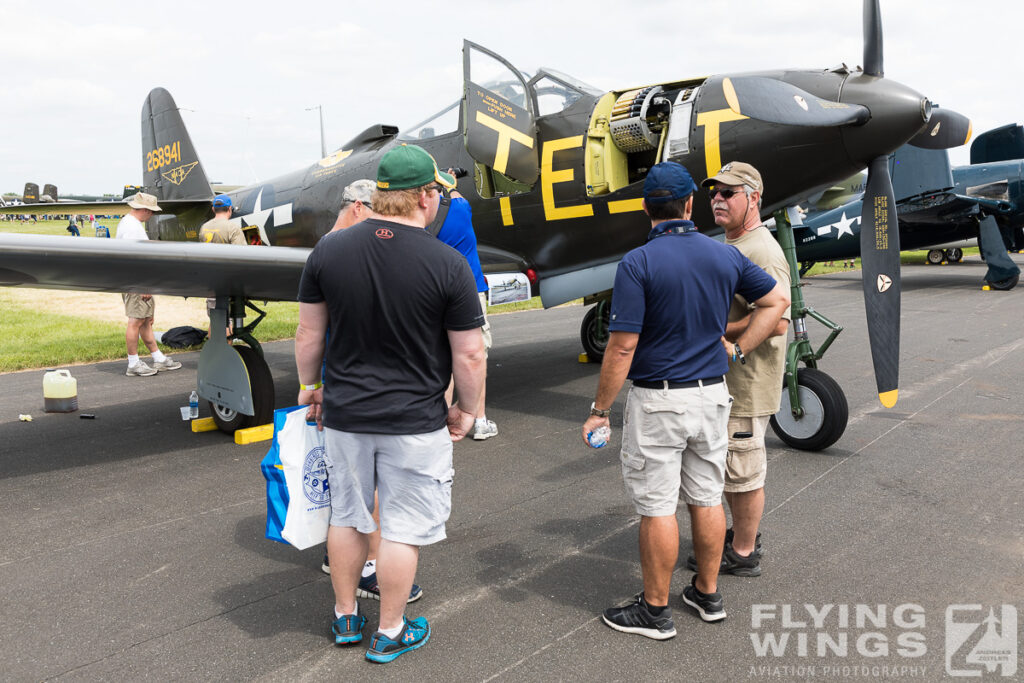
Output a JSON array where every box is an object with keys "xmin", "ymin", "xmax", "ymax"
[{"xmin": 793, "ymin": 124, "xmax": 1024, "ymax": 290}]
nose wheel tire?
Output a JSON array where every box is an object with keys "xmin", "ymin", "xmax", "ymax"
[
  {"xmin": 209, "ymin": 345, "xmax": 275, "ymax": 433},
  {"xmin": 926, "ymin": 249, "xmax": 945, "ymax": 265},
  {"xmin": 770, "ymin": 368, "xmax": 848, "ymax": 451},
  {"xmin": 580, "ymin": 304, "xmax": 610, "ymax": 363}
]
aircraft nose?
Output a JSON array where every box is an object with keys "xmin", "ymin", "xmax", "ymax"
[{"xmin": 839, "ymin": 75, "xmax": 930, "ymax": 164}]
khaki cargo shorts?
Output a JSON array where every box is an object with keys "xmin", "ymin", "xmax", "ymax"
[
  {"xmin": 619, "ymin": 381, "xmax": 732, "ymax": 514},
  {"xmin": 122, "ymin": 292, "xmax": 154, "ymax": 319},
  {"xmin": 723, "ymin": 414, "xmax": 770, "ymax": 493}
]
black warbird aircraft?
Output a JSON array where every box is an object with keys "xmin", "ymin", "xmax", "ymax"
[
  {"xmin": 0, "ymin": 1, "xmax": 971, "ymax": 434},
  {"xmin": 794, "ymin": 124, "xmax": 1024, "ymax": 290}
]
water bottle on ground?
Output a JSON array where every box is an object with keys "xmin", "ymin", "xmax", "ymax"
[
  {"xmin": 189, "ymin": 390, "xmax": 199, "ymax": 419},
  {"xmin": 587, "ymin": 425, "xmax": 611, "ymax": 448}
]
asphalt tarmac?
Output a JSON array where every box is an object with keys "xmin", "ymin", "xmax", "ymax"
[{"xmin": 2, "ymin": 256, "xmax": 1022, "ymax": 682}]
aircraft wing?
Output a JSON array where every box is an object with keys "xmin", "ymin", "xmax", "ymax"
[
  {"xmin": 0, "ymin": 199, "xmax": 209, "ymax": 217},
  {"xmin": 0, "ymin": 234, "xmax": 309, "ymax": 300}
]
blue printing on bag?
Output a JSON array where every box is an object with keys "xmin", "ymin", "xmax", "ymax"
[{"xmin": 261, "ymin": 405, "xmax": 308, "ymax": 544}]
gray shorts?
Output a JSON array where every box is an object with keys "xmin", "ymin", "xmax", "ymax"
[
  {"xmin": 322, "ymin": 427, "xmax": 453, "ymax": 546},
  {"xmin": 619, "ymin": 381, "xmax": 732, "ymax": 514}
]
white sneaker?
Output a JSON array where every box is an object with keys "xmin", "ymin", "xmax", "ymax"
[
  {"xmin": 126, "ymin": 361, "xmax": 158, "ymax": 377},
  {"xmin": 151, "ymin": 357, "xmax": 182, "ymax": 371},
  {"xmin": 472, "ymin": 419, "xmax": 498, "ymax": 441}
]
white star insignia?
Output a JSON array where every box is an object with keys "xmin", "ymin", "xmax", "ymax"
[
  {"xmin": 229, "ymin": 187, "xmax": 293, "ymax": 246},
  {"xmin": 817, "ymin": 211, "xmax": 858, "ymax": 238}
]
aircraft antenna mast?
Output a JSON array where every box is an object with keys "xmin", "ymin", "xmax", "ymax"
[{"xmin": 306, "ymin": 105, "xmax": 327, "ymax": 158}]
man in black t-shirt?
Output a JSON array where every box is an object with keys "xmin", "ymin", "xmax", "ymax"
[{"xmin": 296, "ymin": 143, "xmax": 486, "ymax": 663}]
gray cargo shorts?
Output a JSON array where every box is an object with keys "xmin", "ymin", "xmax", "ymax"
[{"xmin": 323, "ymin": 426, "xmax": 453, "ymax": 546}]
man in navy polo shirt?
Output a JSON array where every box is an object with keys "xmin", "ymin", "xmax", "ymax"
[{"xmin": 582, "ymin": 162, "xmax": 789, "ymax": 637}]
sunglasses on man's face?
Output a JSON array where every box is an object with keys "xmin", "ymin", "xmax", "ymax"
[{"xmin": 709, "ymin": 187, "xmax": 743, "ymax": 200}]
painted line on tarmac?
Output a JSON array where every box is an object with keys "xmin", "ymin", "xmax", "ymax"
[{"xmin": 766, "ymin": 335, "xmax": 1024, "ymax": 518}]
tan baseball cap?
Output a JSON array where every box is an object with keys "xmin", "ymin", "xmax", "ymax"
[
  {"xmin": 341, "ymin": 179, "xmax": 375, "ymax": 206},
  {"xmin": 126, "ymin": 192, "xmax": 162, "ymax": 212},
  {"xmin": 701, "ymin": 161, "xmax": 763, "ymax": 194}
]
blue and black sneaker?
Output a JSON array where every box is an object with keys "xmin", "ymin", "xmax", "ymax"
[
  {"xmin": 365, "ymin": 616, "xmax": 431, "ymax": 663},
  {"xmin": 358, "ymin": 572, "xmax": 423, "ymax": 603},
  {"xmin": 330, "ymin": 609, "xmax": 367, "ymax": 645}
]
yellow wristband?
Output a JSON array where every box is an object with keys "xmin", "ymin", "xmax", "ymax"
[{"xmin": 300, "ymin": 382, "xmax": 322, "ymax": 391}]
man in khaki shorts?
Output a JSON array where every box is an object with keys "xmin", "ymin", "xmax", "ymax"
[
  {"xmin": 115, "ymin": 192, "xmax": 182, "ymax": 377},
  {"xmin": 687, "ymin": 162, "xmax": 790, "ymax": 577},
  {"xmin": 582, "ymin": 162, "xmax": 788, "ymax": 636}
]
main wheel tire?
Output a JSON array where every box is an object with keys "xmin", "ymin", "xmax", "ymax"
[
  {"xmin": 926, "ymin": 249, "xmax": 945, "ymax": 265},
  {"xmin": 580, "ymin": 304, "xmax": 610, "ymax": 362},
  {"xmin": 945, "ymin": 248, "xmax": 963, "ymax": 263},
  {"xmin": 987, "ymin": 273, "xmax": 1020, "ymax": 291},
  {"xmin": 769, "ymin": 368, "xmax": 848, "ymax": 451},
  {"xmin": 209, "ymin": 345, "xmax": 275, "ymax": 433}
]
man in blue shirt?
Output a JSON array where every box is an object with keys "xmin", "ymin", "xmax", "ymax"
[
  {"xmin": 582, "ymin": 162, "xmax": 789, "ymax": 637},
  {"xmin": 437, "ymin": 187, "xmax": 497, "ymax": 440}
]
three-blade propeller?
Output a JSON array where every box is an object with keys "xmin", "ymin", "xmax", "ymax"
[{"xmin": 722, "ymin": 0, "xmax": 973, "ymax": 407}]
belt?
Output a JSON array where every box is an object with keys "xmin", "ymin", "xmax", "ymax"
[{"xmin": 632, "ymin": 376, "xmax": 724, "ymax": 390}]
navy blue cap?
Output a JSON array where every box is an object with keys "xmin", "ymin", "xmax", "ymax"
[
  {"xmin": 643, "ymin": 162, "xmax": 696, "ymax": 204},
  {"xmin": 212, "ymin": 195, "xmax": 232, "ymax": 208}
]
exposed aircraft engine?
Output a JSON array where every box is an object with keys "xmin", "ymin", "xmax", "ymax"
[{"xmin": 609, "ymin": 86, "xmax": 667, "ymax": 153}]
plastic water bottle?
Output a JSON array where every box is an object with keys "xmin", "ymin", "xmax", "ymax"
[
  {"xmin": 587, "ymin": 425, "xmax": 611, "ymax": 448},
  {"xmin": 189, "ymin": 390, "xmax": 199, "ymax": 419}
]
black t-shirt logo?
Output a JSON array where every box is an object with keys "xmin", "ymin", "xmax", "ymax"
[{"xmin": 375, "ymin": 228, "xmax": 394, "ymax": 239}]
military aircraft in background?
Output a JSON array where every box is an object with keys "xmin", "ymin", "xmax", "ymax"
[
  {"xmin": 19, "ymin": 182, "xmax": 125, "ymax": 204},
  {"xmin": 793, "ymin": 124, "xmax": 1024, "ymax": 290},
  {"xmin": 0, "ymin": 1, "xmax": 972, "ymax": 445}
]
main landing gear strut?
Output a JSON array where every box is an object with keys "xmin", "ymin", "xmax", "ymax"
[{"xmin": 198, "ymin": 297, "xmax": 275, "ymax": 433}]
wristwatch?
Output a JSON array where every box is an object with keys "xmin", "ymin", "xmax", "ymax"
[
  {"xmin": 733, "ymin": 343, "xmax": 747, "ymax": 365},
  {"xmin": 590, "ymin": 402, "xmax": 611, "ymax": 418}
]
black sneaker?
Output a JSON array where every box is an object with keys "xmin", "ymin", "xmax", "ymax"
[
  {"xmin": 601, "ymin": 593, "xmax": 676, "ymax": 640},
  {"xmin": 685, "ymin": 528, "xmax": 763, "ymax": 572},
  {"xmin": 681, "ymin": 576, "xmax": 726, "ymax": 622},
  {"xmin": 321, "ymin": 553, "xmax": 330, "ymax": 575},
  {"xmin": 720, "ymin": 541, "xmax": 761, "ymax": 577}
]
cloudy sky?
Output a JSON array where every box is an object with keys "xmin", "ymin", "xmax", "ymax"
[{"xmin": 1, "ymin": 0, "xmax": 1021, "ymax": 196}]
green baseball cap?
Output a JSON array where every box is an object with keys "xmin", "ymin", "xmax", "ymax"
[{"xmin": 376, "ymin": 144, "xmax": 456, "ymax": 191}]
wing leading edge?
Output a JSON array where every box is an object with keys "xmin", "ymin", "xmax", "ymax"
[{"xmin": 0, "ymin": 234, "xmax": 309, "ymax": 301}]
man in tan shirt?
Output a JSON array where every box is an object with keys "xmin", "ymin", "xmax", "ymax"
[
  {"xmin": 200, "ymin": 195, "xmax": 246, "ymax": 336},
  {"xmin": 687, "ymin": 162, "xmax": 790, "ymax": 577},
  {"xmin": 199, "ymin": 195, "xmax": 246, "ymax": 245}
]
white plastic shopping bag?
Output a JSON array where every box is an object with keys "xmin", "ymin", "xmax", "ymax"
[{"xmin": 279, "ymin": 408, "xmax": 331, "ymax": 549}]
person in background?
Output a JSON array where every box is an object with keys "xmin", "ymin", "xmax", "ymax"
[{"xmin": 116, "ymin": 193, "xmax": 183, "ymax": 377}]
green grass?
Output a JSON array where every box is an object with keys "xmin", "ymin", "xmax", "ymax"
[
  {"xmin": 0, "ymin": 293, "xmax": 128, "ymax": 371},
  {"xmin": 0, "ymin": 218, "xmax": 116, "ymax": 237},
  {"xmin": 802, "ymin": 247, "xmax": 981, "ymax": 277}
]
